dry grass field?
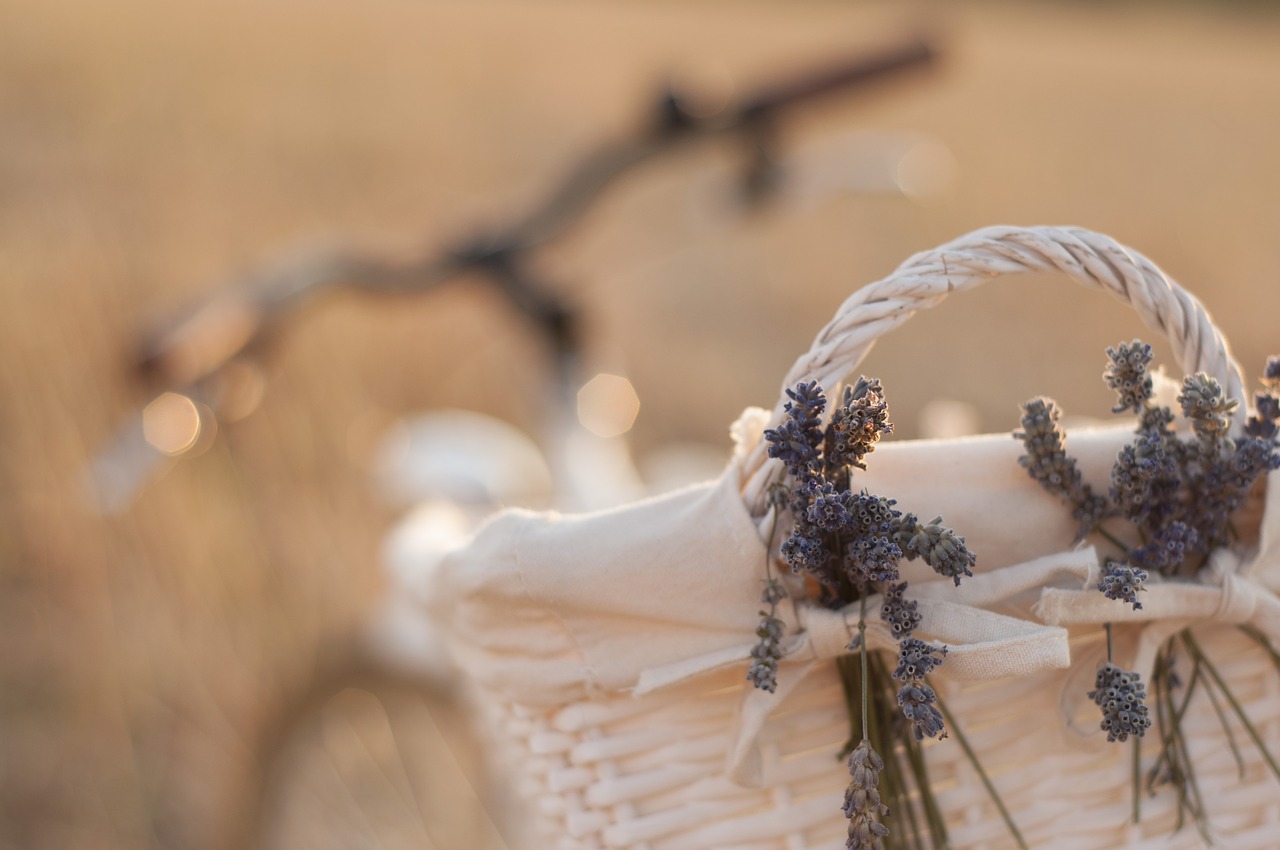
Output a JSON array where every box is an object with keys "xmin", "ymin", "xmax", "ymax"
[{"xmin": 3, "ymin": 1, "xmax": 1280, "ymax": 848}]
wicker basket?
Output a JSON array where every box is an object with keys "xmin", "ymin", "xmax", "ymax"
[{"xmin": 429, "ymin": 226, "xmax": 1280, "ymax": 850}]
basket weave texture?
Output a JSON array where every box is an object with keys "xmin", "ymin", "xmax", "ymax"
[{"xmin": 431, "ymin": 226, "xmax": 1280, "ymax": 850}]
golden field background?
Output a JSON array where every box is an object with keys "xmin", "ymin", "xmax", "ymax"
[{"xmin": 2, "ymin": 1, "xmax": 1279, "ymax": 848}]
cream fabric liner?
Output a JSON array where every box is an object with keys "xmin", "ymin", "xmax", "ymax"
[{"xmin": 431, "ymin": 421, "xmax": 1274, "ymax": 709}]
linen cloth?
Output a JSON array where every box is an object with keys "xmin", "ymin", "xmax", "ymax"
[{"xmin": 429, "ymin": 422, "xmax": 1255, "ymax": 707}]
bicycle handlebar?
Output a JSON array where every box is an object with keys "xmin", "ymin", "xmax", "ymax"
[
  {"xmin": 94, "ymin": 36, "xmax": 938, "ymax": 512},
  {"xmin": 135, "ymin": 37, "xmax": 935, "ymax": 389}
]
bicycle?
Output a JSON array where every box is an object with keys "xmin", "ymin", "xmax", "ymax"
[{"xmin": 90, "ymin": 37, "xmax": 943, "ymax": 850}]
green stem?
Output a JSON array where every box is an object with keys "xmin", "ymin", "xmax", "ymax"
[
  {"xmin": 901, "ymin": 731, "xmax": 946, "ymax": 848},
  {"xmin": 859, "ymin": 595, "xmax": 869, "ymax": 742},
  {"xmin": 1198, "ymin": 660, "xmax": 1247, "ymax": 780},
  {"xmin": 1182, "ymin": 630, "xmax": 1280, "ymax": 786},
  {"xmin": 1132, "ymin": 735, "xmax": 1142, "ymax": 826},
  {"xmin": 935, "ymin": 690, "xmax": 1028, "ymax": 850},
  {"xmin": 1146, "ymin": 652, "xmax": 1203, "ymax": 790},
  {"xmin": 836, "ymin": 655, "xmax": 860, "ymax": 760},
  {"xmin": 1158, "ymin": 641, "xmax": 1208, "ymax": 841},
  {"xmin": 1238, "ymin": 625, "xmax": 1280, "ymax": 676},
  {"xmin": 1094, "ymin": 525, "xmax": 1131, "ymax": 556}
]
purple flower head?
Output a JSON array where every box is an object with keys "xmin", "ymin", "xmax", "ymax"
[
  {"xmin": 806, "ymin": 481, "xmax": 853, "ymax": 532},
  {"xmin": 780, "ymin": 529, "xmax": 829, "ymax": 576},
  {"xmin": 1088, "ymin": 662, "xmax": 1152, "ymax": 743},
  {"xmin": 892, "ymin": 637, "xmax": 948, "ymax": 681},
  {"xmin": 880, "ymin": 581, "xmax": 921, "ymax": 639},
  {"xmin": 897, "ymin": 682, "xmax": 946, "ymax": 741},
  {"xmin": 1245, "ymin": 390, "xmax": 1279, "ymax": 441},
  {"xmin": 1098, "ymin": 560, "xmax": 1148, "ymax": 609},
  {"xmin": 1130, "ymin": 521, "xmax": 1198, "ymax": 575},
  {"xmin": 1110, "ymin": 430, "xmax": 1178, "ymax": 529},
  {"xmin": 747, "ymin": 612, "xmax": 785, "ymax": 693},
  {"xmin": 896, "ymin": 515, "xmax": 975, "ymax": 586},
  {"xmin": 843, "ymin": 741, "xmax": 889, "ymax": 850},
  {"xmin": 825, "ymin": 377, "xmax": 893, "ymax": 473},
  {"xmin": 1178, "ymin": 373, "xmax": 1238, "ymax": 443},
  {"xmin": 764, "ymin": 381, "xmax": 827, "ymax": 480},
  {"xmin": 1265, "ymin": 355, "xmax": 1280, "ymax": 386},
  {"xmin": 1104, "ymin": 339, "xmax": 1154, "ymax": 414}
]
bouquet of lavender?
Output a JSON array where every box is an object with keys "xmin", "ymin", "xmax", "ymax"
[
  {"xmin": 1015, "ymin": 346, "xmax": 1280, "ymax": 837},
  {"xmin": 752, "ymin": 378, "xmax": 1019, "ymax": 850}
]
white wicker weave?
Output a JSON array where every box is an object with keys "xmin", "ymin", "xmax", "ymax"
[{"xmin": 433, "ymin": 225, "xmax": 1280, "ymax": 850}]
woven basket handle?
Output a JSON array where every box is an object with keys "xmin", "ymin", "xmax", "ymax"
[{"xmin": 741, "ymin": 225, "xmax": 1246, "ymax": 503}]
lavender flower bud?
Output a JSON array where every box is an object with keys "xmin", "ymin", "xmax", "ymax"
[
  {"xmin": 747, "ymin": 612, "xmax": 785, "ymax": 693},
  {"xmin": 1088, "ymin": 662, "xmax": 1152, "ymax": 743},
  {"xmin": 825, "ymin": 377, "xmax": 893, "ymax": 473},
  {"xmin": 781, "ymin": 528, "xmax": 829, "ymax": 576},
  {"xmin": 806, "ymin": 481, "xmax": 853, "ymax": 532},
  {"xmin": 765, "ymin": 419, "xmax": 820, "ymax": 481},
  {"xmin": 1130, "ymin": 521, "xmax": 1197, "ymax": 574},
  {"xmin": 843, "ymin": 493, "xmax": 904, "ymax": 583},
  {"xmin": 1265, "ymin": 355, "xmax": 1280, "ymax": 387},
  {"xmin": 897, "ymin": 682, "xmax": 947, "ymax": 741},
  {"xmin": 1104, "ymin": 339, "xmax": 1154, "ymax": 414},
  {"xmin": 1016, "ymin": 397, "xmax": 1109, "ymax": 538},
  {"xmin": 1097, "ymin": 559, "xmax": 1148, "ymax": 609},
  {"xmin": 843, "ymin": 740, "xmax": 889, "ymax": 850},
  {"xmin": 897, "ymin": 515, "xmax": 975, "ymax": 586},
  {"xmin": 1245, "ymin": 391, "xmax": 1278, "ymax": 441},
  {"xmin": 892, "ymin": 637, "xmax": 948, "ymax": 681},
  {"xmin": 880, "ymin": 581, "xmax": 921, "ymax": 639},
  {"xmin": 764, "ymin": 381, "xmax": 827, "ymax": 480},
  {"xmin": 1231, "ymin": 435, "xmax": 1280, "ymax": 484},
  {"xmin": 1245, "ymin": 352, "xmax": 1280, "ymax": 440},
  {"xmin": 845, "ymin": 535, "xmax": 901, "ymax": 584},
  {"xmin": 1139, "ymin": 403, "xmax": 1176, "ymax": 435},
  {"xmin": 1178, "ymin": 373, "xmax": 1238, "ymax": 443},
  {"xmin": 1110, "ymin": 430, "xmax": 1177, "ymax": 529}
]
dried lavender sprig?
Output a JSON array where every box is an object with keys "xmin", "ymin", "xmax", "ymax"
[
  {"xmin": 844, "ymin": 598, "xmax": 889, "ymax": 850},
  {"xmin": 880, "ymin": 581, "xmax": 920, "ymax": 640},
  {"xmin": 764, "ymin": 380, "xmax": 826, "ymax": 481},
  {"xmin": 844, "ymin": 493, "xmax": 904, "ymax": 584},
  {"xmin": 825, "ymin": 377, "xmax": 893, "ymax": 474},
  {"xmin": 844, "ymin": 740, "xmax": 890, "ymax": 850},
  {"xmin": 1089, "ymin": 662, "xmax": 1152, "ymax": 743},
  {"xmin": 748, "ymin": 486, "xmax": 789, "ymax": 693},
  {"xmin": 1265, "ymin": 356, "xmax": 1280, "ymax": 385},
  {"xmin": 1246, "ymin": 391, "xmax": 1279, "ymax": 441},
  {"xmin": 892, "ymin": 637, "xmax": 948, "ymax": 682},
  {"xmin": 1130, "ymin": 521, "xmax": 1197, "ymax": 576},
  {"xmin": 748, "ymin": 612, "xmax": 785, "ymax": 693},
  {"xmin": 1178, "ymin": 373, "xmax": 1238, "ymax": 445},
  {"xmin": 893, "ymin": 635, "xmax": 949, "ymax": 743},
  {"xmin": 1104, "ymin": 339, "xmax": 1155, "ymax": 414},
  {"xmin": 1244, "ymin": 356, "xmax": 1280, "ymax": 440},
  {"xmin": 1098, "ymin": 560, "xmax": 1148, "ymax": 610},
  {"xmin": 1110, "ymin": 429, "xmax": 1179, "ymax": 533},
  {"xmin": 807, "ymin": 480, "xmax": 854, "ymax": 532},
  {"xmin": 897, "ymin": 681, "xmax": 947, "ymax": 742},
  {"xmin": 780, "ymin": 524, "xmax": 830, "ymax": 577},
  {"xmin": 895, "ymin": 514, "xmax": 975, "ymax": 586},
  {"xmin": 1015, "ymin": 397, "xmax": 1110, "ymax": 539}
]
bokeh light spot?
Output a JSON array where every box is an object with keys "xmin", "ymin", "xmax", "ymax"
[
  {"xmin": 142, "ymin": 392, "xmax": 204, "ymax": 456},
  {"xmin": 577, "ymin": 373, "xmax": 640, "ymax": 438}
]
